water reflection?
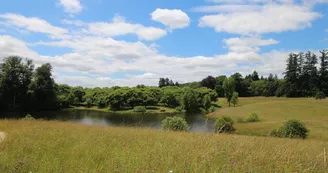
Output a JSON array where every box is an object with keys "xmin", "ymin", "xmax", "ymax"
[{"xmin": 2, "ymin": 110, "xmax": 216, "ymax": 133}]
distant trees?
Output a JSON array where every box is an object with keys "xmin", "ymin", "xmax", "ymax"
[
  {"xmin": 223, "ymin": 77, "xmax": 235, "ymax": 106},
  {"xmin": 200, "ymin": 76, "xmax": 216, "ymax": 89},
  {"xmin": 158, "ymin": 78, "xmax": 179, "ymax": 88}
]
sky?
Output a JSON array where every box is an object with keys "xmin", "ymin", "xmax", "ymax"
[{"xmin": 0, "ymin": 0, "xmax": 328, "ymax": 87}]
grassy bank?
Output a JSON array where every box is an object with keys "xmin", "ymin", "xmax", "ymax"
[
  {"xmin": 65, "ymin": 106, "xmax": 179, "ymax": 114},
  {"xmin": 0, "ymin": 120, "xmax": 328, "ymax": 172},
  {"xmin": 208, "ymin": 97, "xmax": 328, "ymax": 141}
]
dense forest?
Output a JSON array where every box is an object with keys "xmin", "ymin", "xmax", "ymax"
[{"xmin": 0, "ymin": 49, "xmax": 327, "ymax": 113}]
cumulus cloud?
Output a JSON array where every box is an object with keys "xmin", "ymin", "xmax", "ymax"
[
  {"xmin": 199, "ymin": 4, "xmax": 320, "ymax": 35},
  {"xmin": 59, "ymin": 0, "xmax": 83, "ymax": 14},
  {"xmin": 0, "ymin": 13, "xmax": 69, "ymax": 39},
  {"xmin": 88, "ymin": 15, "xmax": 167, "ymax": 41},
  {"xmin": 224, "ymin": 37, "xmax": 279, "ymax": 52},
  {"xmin": 151, "ymin": 9, "xmax": 190, "ymax": 30}
]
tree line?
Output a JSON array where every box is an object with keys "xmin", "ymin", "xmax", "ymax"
[{"xmin": 0, "ymin": 50, "xmax": 326, "ymax": 113}]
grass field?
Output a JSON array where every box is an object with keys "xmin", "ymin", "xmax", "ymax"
[
  {"xmin": 1, "ymin": 119, "xmax": 328, "ymax": 172},
  {"xmin": 208, "ymin": 97, "xmax": 328, "ymax": 141}
]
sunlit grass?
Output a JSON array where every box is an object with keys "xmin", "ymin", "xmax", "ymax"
[
  {"xmin": 0, "ymin": 120, "xmax": 328, "ymax": 172},
  {"xmin": 210, "ymin": 97, "xmax": 328, "ymax": 140}
]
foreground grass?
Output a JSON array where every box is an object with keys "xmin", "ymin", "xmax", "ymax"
[
  {"xmin": 209, "ymin": 97, "xmax": 328, "ymax": 141},
  {"xmin": 66, "ymin": 106, "xmax": 178, "ymax": 114},
  {"xmin": 0, "ymin": 120, "xmax": 328, "ymax": 172}
]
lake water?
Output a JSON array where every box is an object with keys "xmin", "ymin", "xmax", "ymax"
[{"xmin": 1, "ymin": 110, "xmax": 216, "ymax": 133}]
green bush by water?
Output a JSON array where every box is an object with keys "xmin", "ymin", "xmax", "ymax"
[
  {"xmin": 214, "ymin": 116, "xmax": 235, "ymax": 133},
  {"xmin": 162, "ymin": 116, "xmax": 189, "ymax": 132}
]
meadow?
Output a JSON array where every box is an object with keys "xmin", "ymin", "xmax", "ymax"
[
  {"xmin": 1, "ymin": 97, "xmax": 328, "ymax": 172},
  {"xmin": 209, "ymin": 97, "xmax": 328, "ymax": 141},
  {"xmin": 0, "ymin": 119, "xmax": 328, "ymax": 172}
]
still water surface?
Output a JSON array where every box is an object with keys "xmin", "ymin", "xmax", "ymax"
[{"xmin": 3, "ymin": 110, "xmax": 215, "ymax": 133}]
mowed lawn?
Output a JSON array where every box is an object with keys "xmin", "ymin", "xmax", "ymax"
[
  {"xmin": 209, "ymin": 97, "xmax": 328, "ymax": 141},
  {"xmin": 0, "ymin": 120, "xmax": 328, "ymax": 172}
]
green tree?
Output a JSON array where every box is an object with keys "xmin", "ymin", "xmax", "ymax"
[
  {"xmin": 319, "ymin": 50, "xmax": 328, "ymax": 95},
  {"xmin": 203, "ymin": 94, "xmax": 211, "ymax": 110},
  {"xmin": 30, "ymin": 63, "xmax": 57, "ymax": 110},
  {"xmin": 223, "ymin": 77, "xmax": 235, "ymax": 106},
  {"xmin": 200, "ymin": 76, "xmax": 216, "ymax": 89},
  {"xmin": 251, "ymin": 71, "xmax": 260, "ymax": 81},
  {"xmin": 0, "ymin": 56, "xmax": 34, "ymax": 111},
  {"xmin": 231, "ymin": 92, "xmax": 239, "ymax": 107},
  {"xmin": 215, "ymin": 75, "xmax": 227, "ymax": 97},
  {"xmin": 180, "ymin": 88, "xmax": 199, "ymax": 112}
]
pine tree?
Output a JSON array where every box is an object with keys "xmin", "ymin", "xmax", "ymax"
[{"xmin": 319, "ymin": 49, "xmax": 328, "ymax": 95}]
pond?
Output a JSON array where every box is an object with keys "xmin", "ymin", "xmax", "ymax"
[{"xmin": 1, "ymin": 110, "xmax": 216, "ymax": 133}]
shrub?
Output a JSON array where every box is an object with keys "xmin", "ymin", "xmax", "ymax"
[
  {"xmin": 162, "ymin": 116, "xmax": 189, "ymax": 131},
  {"xmin": 246, "ymin": 112, "xmax": 259, "ymax": 122},
  {"xmin": 270, "ymin": 120, "xmax": 309, "ymax": 139},
  {"xmin": 175, "ymin": 106, "xmax": 183, "ymax": 112},
  {"xmin": 24, "ymin": 114, "xmax": 35, "ymax": 120},
  {"xmin": 214, "ymin": 116, "xmax": 235, "ymax": 133},
  {"xmin": 159, "ymin": 108, "xmax": 166, "ymax": 112},
  {"xmin": 315, "ymin": 91, "xmax": 326, "ymax": 100},
  {"xmin": 208, "ymin": 106, "xmax": 216, "ymax": 113},
  {"xmin": 132, "ymin": 106, "xmax": 147, "ymax": 113}
]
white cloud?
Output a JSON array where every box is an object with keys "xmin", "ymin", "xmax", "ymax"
[
  {"xmin": 151, "ymin": 9, "xmax": 190, "ymax": 30},
  {"xmin": 0, "ymin": 13, "xmax": 69, "ymax": 39},
  {"xmin": 88, "ymin": 15, "xmax": 167, "ymax": 41},
  {"xmin": 59, "ymin": 0, "xmax": 83, "ymax": 14},
  {"xmin": 224, "ymin": 37, "xmax": 279, "ymax": 52},
  {"xmin": 199, "ymin": 4, "xmax": 320, "ymax": 35},
  {"xmin": 192, "ymin": 4, "xmax": 262, "ymax": 13}
]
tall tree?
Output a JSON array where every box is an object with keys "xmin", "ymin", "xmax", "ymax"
[
  {"xmin": 0, "ymin": 56, "xmax": 34, "ymax": 111},
  {"xmin": 284, "ymin": 53, "xmax": 299, "ymax": 97},
  {"xmin": 200, "ymin": 76, "xmax": 216, "ymax": 89},
  {"xmin": 158, "ymin": 78, "xmax": 165, "ymax": 88},
  {"xmin": 215, "ymin": 75, "xmax": 227, "ymax": 97},
  {"xmin": 303, "ymin": 51, "xmax": 319, "ymax": 96},
  {"xmin": 251, "ymin": 71, "xmax": 260, "ymax": 81},
  {"xmin": 231, "ymin": 73, "xmax": 249, "ymax": 97},
  {"xmin": 30, "ymin": 63, "xmax": 57, "ymax": 110},
  {"xmin": 223, "ymin": 77, "xmax": 235, "ymax": 106},
  {"xmin": 319, "ymin": 49, "xmax": 328, "ymax": 95}
]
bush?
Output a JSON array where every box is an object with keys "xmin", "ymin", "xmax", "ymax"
[
  {"xmin": 175, "ymin": 106, "xmax": 183, "ymax": 112},
  {"xmin": 159, "ymin": 108, "xmax": 166, "ymax": 112},
  {"xmin": 315, "ymin": 91, "xmax": 326, "ymax": 100},
  {"xmin": 24, "ymin": 114, "xmax": 35, "ymax": 120},
  {"xmin": 132, "ymin": 106, "xmax": 147, "ymax": 113},
  {"xmin": 208, "ymin": 106, "xmax": 216, "ymax": 113},
  {"xmin": 231, "ymin": 92, "xmax": 239, "ymax": 107},
  {"xmin": 246, "ymin": 112, "xmax": 259, "ymax": 122},
  {"xmin": 214, "ymin": 116, "xmax": 235, "ymax": 133},
  {"xmin": 270, "ymin": 120, "xmax": 309, "ymax": 139},
  {"xmin": 162, "ymin": 116, "xmax": 189, "ymax": 131}
]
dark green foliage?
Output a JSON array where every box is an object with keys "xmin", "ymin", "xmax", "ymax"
[
  {"xmin": 270, "ymin": 120, "xmax": 309, "ymax": 139},
  {"xmin": 231, "ymin": 92, "xmax": 239, "ymax": 107},
  {"xmin": 214, "ymin": 116, "xmax": 235, "ymax": 133},
  {"xmin": 162, "ymin": 116, "xmax": 189, "ymax": 131},
  {"xmin": 315, "ymin": 91, "xmax": 326, "ymax": 100},
  {"xmin": 158, "ymin": 78, "xmax": 177, "ymax": 88},
  {"xmin": 246, "ymin": 112, "xmax": 259, "ymax": 122},
  {"xmin": 30, "ymin": 63, "xmax": 57, "ymax": 110},
  {"xmin": 132, "ymin": 106, "xmax": 146, "ymax": 113},
  {"xmin": 201, "ymin": 76, "xmax": 216, "ymax": 89}
]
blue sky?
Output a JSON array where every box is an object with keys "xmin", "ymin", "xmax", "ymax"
[{"xmin": 0, "ymin": 0, "xmax": 327, "ymax": 87}]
